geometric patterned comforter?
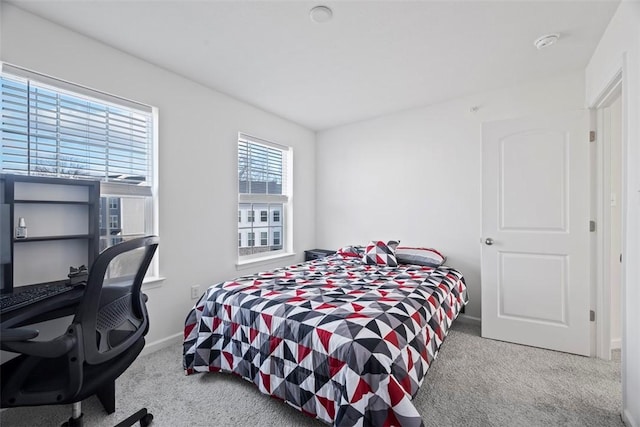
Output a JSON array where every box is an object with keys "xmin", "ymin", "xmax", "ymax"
[{"xmin": 183, "ymin": 255, "xmax": 467, "ymax": 427}]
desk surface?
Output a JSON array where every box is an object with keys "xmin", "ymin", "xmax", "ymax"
[{"xmin": 0, "ymin": 281, "xmax": 84, "ymax": 329}]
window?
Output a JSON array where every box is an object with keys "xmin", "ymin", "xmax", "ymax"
[
  {"xmin": 0, "ymin": 64, "xmax": 158, "ymax": 276},
  {"xmin": 247, "ymin": 232, "xmax": 255, "ymax": 247},
  {"xmin": 238, "ymin": 210, "xmax": 241, "ymax": 223},
  {"xmin": 238, "ymin": 233, "xmax": 242, "ymax": 247},
  {"xmin": 238, "ymin": 134, "xmax": 289, "ymax": 259},
  {"xmin": 247, "ymin": 210, "xmax": 254, "ymax": 222}
]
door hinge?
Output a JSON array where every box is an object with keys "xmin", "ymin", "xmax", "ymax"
[
  {"xmin": 590, "ymin": 310, "xmax": 596, "ymax": 322},
  {"xmin": 589, "ymin": 131, "xmax": 596, "ymax": 142},
  {"xmin": 589, "ymin": 220, "xmax": 596, "ymax": 232}
]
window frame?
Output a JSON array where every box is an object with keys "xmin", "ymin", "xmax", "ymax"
[
  {"xmin": 237, "ymin": 133, "xmax": 291, "ymax": 264},
  {"xmin": 0, "ymin": 63, "xmax": 161, "ymax": 280}
]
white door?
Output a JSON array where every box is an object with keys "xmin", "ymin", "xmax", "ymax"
[{"xmin": 481, "ymin": 110, "xmax": 591, "ymax": 356}]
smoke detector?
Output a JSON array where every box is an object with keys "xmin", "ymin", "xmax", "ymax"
[
  {"xmin": 310, "ymin": 6, "xmax": 333, "ymax": 23},
  {"xmin": 534, "ymin": 34, "xmax": 560, "ymax": 50}
]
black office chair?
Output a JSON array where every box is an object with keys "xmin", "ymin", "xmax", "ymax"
[{"xmin": 1, "ymin": 236, "xmax": 159, "ymax": 427}]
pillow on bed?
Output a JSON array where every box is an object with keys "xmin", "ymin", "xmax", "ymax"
[
  {"xmin": 363, "ymin": 240, "xmax": 398, "ymax": 267},
  {"xmin": 336, "ymin": 245, "xmax": 365, "ymax": 258},
  {"xmin": 395, "ymin": 247, "xmax": 445, "ymax": 266},
  {"xmin": 386, "ymin": 240, "xmax": 400, "ymax": 251}
]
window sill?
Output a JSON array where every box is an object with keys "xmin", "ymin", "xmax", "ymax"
[
  {"xmin": 236, "ymin": 252, "xmax": 296, "ymax": 270},
  {"xmin": 142, "ymin": 276, "xmax": 166, "ymax": 290}
]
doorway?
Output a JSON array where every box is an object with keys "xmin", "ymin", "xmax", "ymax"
[
  {"xmin": 605, "ymin": 94, "xmax": 623, "ymax": 354},
  {"xmin": 594, "ymin": 77, "xmax": 623, "ymax": 361}
]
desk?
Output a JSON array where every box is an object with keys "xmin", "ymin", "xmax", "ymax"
[{"xmin": 0, "ymin": 281, "xmax": 84, "ymax": 330}]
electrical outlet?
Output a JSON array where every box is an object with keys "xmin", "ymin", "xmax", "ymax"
[{"xmin": 190, "ymin": 285, "xmax": 200, "ymax": 299}]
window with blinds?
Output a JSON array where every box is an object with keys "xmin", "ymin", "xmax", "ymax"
[
  {"xmin": 0, "ymin": 65, "xmax": 158, "ymax": 265},
  {"xmin": 238, "ymin": 134, "xmax": 290, "ymax": 259},
  {"xmin": 1, "ymin": 70, "xmax": 152, "ymax": 186},
  {"xmin": 238, "ymin": 138, "xmax": 285, "ymax": 195}
]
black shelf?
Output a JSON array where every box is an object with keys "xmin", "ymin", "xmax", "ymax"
[
  {"xmin": 1, "ymin": 174, "xmax": 100, "ymax": 292},
  {"xmin": 14, "ymin": 234, "xmax": 93, "ymax": 243},
  {"xmin": 13, "ymin": 199, "xmax": 92, "ymax": 206}
]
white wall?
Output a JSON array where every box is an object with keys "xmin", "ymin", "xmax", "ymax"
[
  {"xmin": 316, "ymin": 71, "xmax": 585, "ymax": 319},
  {"xmin": 586, "ymin": 3, "xmax": 640, "ymax": 426},
  {"xmin": 0, "ymin": 4, "xmax": 316, "ymax": 347}
]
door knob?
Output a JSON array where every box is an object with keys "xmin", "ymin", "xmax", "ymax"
[{"xmin": 484, "ymin": 238, "xmax": 494, "ymax": 246}]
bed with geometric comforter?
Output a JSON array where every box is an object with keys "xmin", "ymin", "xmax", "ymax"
[{"xmin": 183, "ymin": 253, "xmax": 467, "ymax": 427}]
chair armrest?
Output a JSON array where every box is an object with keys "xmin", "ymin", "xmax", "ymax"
[
  {"xmin": 1, "ymin": 332, "xmax": 76, "ymax": 358},
  {"xmin": 1, "ymin": 327, "xmax": 39, "ymax": 342}
]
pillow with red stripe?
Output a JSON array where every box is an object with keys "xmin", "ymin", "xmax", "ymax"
[
  {"xmin": 395, "ymin": 247, "xmax": 445, "ymax": 266},
  {"xmin": 362, "ymin": 241, "xmax": 398, "ymax": 267}
]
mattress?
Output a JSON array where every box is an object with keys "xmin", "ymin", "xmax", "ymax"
[{"xmin": 183, "ymin": 254, "xmax": 467, "ymax": 426}]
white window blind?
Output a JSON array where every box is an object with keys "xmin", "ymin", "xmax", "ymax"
[
  {"xmin": 238, "ymin": 134, "xmax": 287, "ymax": 197},
  {"xmin": 1, "ymin": 66, "xmax": 153, "ymax": 190}
]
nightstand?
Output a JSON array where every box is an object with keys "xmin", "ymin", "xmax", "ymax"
[{"xmin": 304, "ymin": 249, "xmax": 336, "ymax": 262}]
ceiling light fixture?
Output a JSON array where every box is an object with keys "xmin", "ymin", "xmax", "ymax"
[
  {"xmin": 310, "ymin": 6, "xmax": 333, "ymax": 23},
  {"xmin": 534, "ymin": 34, "xmax": 560, "ymax": 50}
]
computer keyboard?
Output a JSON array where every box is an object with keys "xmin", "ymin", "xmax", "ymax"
[{"xmin": 0, "ymin": 283, "xmax": 75, "ymax": 315}]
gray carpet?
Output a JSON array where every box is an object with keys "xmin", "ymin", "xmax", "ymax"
[{"xmin": 1, "ymin": 319, "xmax": 623, "ymax": 427}]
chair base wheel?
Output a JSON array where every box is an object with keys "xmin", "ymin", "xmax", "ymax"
[
  {"xmin": 61, "ymin": 413, "xmax": 83, "ymax": 427},
  {"xmin": 140, "ymin": 413, "xmax": 153, "ymax": 427},
  {"xmin": 114, "ymin": 408, "xmax": 152, "ymax": 427}
]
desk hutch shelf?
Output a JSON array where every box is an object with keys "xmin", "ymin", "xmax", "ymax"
[{"xmin": 1, "ymin": 174, "xmax": 100, "ymax": 291}]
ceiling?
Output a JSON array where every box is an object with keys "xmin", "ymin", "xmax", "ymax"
[{"xmin": 6, "ymin": 0, "xmax": 620, "ymax": 131}]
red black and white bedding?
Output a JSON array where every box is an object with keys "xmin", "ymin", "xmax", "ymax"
[{"xmin": 183, "ymin": 254, "xmax": 467, "ymax": 427}]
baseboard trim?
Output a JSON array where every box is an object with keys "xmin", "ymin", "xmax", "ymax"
[
  {"xmin": 142, "ymin": 332, "xmax": 182, "ymax": 356},
  {"xmin": 457, "ymin": 314, "xmax": 481, "ymax": 325},
  {"xmin": 611, "ymin": 338, "xmax": 622, "ymax": 350},
  {"xmin": 623, "ymin": 409, "xmax": 638, "ymax": 427}
]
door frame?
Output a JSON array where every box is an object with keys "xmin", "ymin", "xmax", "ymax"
[{"xmin": 592, "ymin": 70, "xmax": 624, "ymax": 360}]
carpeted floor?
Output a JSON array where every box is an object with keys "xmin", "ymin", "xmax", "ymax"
[{"xmin": 0, "ymin": 319, "xmax": 623, "ymax": 427}]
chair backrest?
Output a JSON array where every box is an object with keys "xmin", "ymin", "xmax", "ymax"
[{"xmin": 73, "ymin": 235, "xmax": 158, "ymax": 365}]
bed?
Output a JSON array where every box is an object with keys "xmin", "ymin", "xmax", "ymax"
[{"xmin": 183, "ymin": 246, "xmax": 467, "ymax": 427}]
